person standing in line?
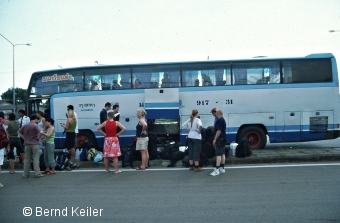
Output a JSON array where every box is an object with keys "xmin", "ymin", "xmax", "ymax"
[
  {"xmin": 182, "ymin": 109, "xmax": 203, "ymax": 172},
  {"xmin": 6, "ymin": 112, "xmax": 24, "ymax": 174},
  {"xmin": 100, "ymin": 102, "xmax": 112, "ymax": 133},
  {"xmin": 97, "ymin": 112, "xmax": 126, "ymax": 173},
  {"xmin": 0, "ymin": 112, "xmax": 8, "ymax": 188},
  {"xmin": 112, "ymin": 104, "xmax": 120, "ymax": 121},
  {"xmin": 40, "ymin": 118, "xmax": 56, "ymax": 175},
  {"xmin": 135, "ymin": 108, "xmax": 149, "ymax": 170},
  {"xmin": 207, "ymin": 107, "xmax": 218, "ymax": 129},
  {"xmin": 18, "ymin": 109, "xmax": 30, "ymax": 162},
  {"xmin": 60, "ymin": 109, "xmax": 78, "ymax": 167},
  {"xmin": 37, "ymin": 111, "xmax": 46, "ymax": 152},
  {"xmin": 210, "ymin": 109, "xmax": 227, "ymax": 176},
  {"xmin": 67, "ymin": 105, "xmax": 78, "ymax": 135},
  {"xmin": 18, "ymin": 114, "xmax": 44, "ymax": 178}
]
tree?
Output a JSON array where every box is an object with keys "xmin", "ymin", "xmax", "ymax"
[{"xmin": 1, "ymin": 88, "xmax": 27, "ymax": 104}]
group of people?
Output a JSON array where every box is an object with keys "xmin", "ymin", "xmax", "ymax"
[
  {"xmin": 182, "ymin": 107, "xmax": 227, "ymax": 176},
  {"xmin": 0, "ymin": 103, "xmax": 227, "ymax": 189},
  {"xmin": 0, "ymin": 109, "xmax": 57, "ymax": 188},
  {"xmin": 98, "ymin": 103, "xmax": 149, "ymax": 173}
]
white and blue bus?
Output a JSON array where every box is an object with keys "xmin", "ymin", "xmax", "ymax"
[{"xmin": 26, "ymin": 53, "xmax": 340, "ymax": 150}]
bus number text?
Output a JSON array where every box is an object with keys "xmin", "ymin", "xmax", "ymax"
[
  {"xmin": 197, "ymin": 100, "xmax": 209, "ymax": 106},
  {"xmin": 226, "ymin": 99, "xmax": 233, "ymax": 105},
  {"xmin": 139, "ymin": 102, "xmax": 145, "ymax": 107}
]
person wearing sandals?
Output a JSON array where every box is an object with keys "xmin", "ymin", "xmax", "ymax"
[
  {"xmin": 18, "ymin": 114, "xmax": 44, "ymax": 178},
  {"xmin": 97, "ymin": 112, "xmax": 126, "ymax": 173},
  {"xmin": 40, "ymin": 118, "xmax": 56, "ymax": 175},
  {"xmin": 6, "ymin": 112, "xmax": 24, "ymax": 174},
  {"xmin": 135, "ymin": 108, "xmax": 149, "ymax": 170}
]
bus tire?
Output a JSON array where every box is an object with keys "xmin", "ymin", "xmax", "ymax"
[
  {"xmin": 237, "ymin": 126, "xmax": 266, "ymax": 150},
  {"xmin": 77, "ymin": 130, "xmax": 97, "ymax": 149}
]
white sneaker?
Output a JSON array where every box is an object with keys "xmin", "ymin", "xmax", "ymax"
[
  {"xmin": 218, "ymin": 167, "xmax": 225, "ymax": 174},
  {"xmin": 210, "ymin": 169, "xmax": 220, "ymax": 176},
  {"xmin": 115, "ymin": 170, "xmax": 122, "ymax": 174}
]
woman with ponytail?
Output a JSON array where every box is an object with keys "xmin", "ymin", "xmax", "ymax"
[{"xmin": 182, "ymin": 109, "xmax": 203, "ymax": 172}]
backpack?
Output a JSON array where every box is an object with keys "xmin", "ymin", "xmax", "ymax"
[
  {"xmin": 147, "ymin": 131, "xmax": 158, "ymax": 160},
  {"xmin": 122, "ymin": 146, "xmax": 134, "ymax": 168},
  {"xmin": 87, "ymin": 148, "xmax": 96, "ymax": 161},
  {"xmin": 0, "ymin": 124, "xmax": 9, "ymax": 149},
  {"xmin": 236, "ymin": 137, "xmax": 252, "ymax": 158},
  {"xmin": 79, "ymin": 148, "xmax": 89, "ymax": 161},
  {"xmin": 55, "ymin": 152, "xmax": 69, "ymax": 171}
]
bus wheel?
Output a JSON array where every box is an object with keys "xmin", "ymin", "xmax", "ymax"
[
  {"xmin": 238, "ymin": 126, "xmax": 266, "ymax": 149},
  {"xmin": 77, "ymin": 131, "xmax": 97, "ymax": 149}
]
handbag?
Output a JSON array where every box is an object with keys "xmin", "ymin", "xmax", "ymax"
[{"xmin": 94, "ymin": 151, "xmax": 103, "ymax": 163}]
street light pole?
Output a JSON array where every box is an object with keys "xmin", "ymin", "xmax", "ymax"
[{"xmin": 0, "ymin": 34, "xmax": 31, "ymax": 113}]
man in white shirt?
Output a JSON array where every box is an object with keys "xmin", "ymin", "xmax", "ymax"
[
  {"xmin": 18, "ymin": 109, "xmax": 30, "ymax": 128},
  {"xmin": 18, "ymin": 109, "xmax": 30, "ymax": 161}
]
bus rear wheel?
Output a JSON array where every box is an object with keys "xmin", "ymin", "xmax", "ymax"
[
  {"xmin": 77, "ymin": 130, "xmax": 97, "ymax": 149},
  {"xmin": 237, "ymin": 126, "xmax": 266, "ymax": 150}
]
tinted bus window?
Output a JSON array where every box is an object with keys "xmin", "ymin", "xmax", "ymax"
[
  {"xmin": 282, "ymin": 59, "xmax": 332, "ymax": 83},
  {"xmin": 181, "ymin": 63, "xmax": 229, "ymax": 87},
  {"xmin": 232, "ymin": 61, "xmax": 280, "ymax": 85},
  {"xmin": 31, "ymin": 70, "xmax": 83, "ymax": 95},
  {"xmin": 84, "ymin": 68, "xmax": 131, "ymax": 90},
  {"xmin": 132, "ymin": 65, "xmax": 180, "ymax": 89}
]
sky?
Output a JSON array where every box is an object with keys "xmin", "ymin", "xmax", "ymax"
[{"xmin": 0, "ymin": 0, "xmax": 340, "ymax": 99}]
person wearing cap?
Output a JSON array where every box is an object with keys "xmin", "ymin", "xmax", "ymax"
[
  {"xmin": 207, "ymin": 108, "xmax": 218, "ymax": 129},
  {"xmin": 210, "ymin": 109, "xmax": 227, "ymax": 176}
]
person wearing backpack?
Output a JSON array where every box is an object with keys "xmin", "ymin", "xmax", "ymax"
[
  {"xmin": 182, "ymin": 109, "xmax": 203, "ymax": 172},
  {"xmin": 210, "ymin": 109, "xmax": 227, "ymax": 176},
  {"xmin": 97, "ymin": 111, "xmax": 126, "ymax": 173}
]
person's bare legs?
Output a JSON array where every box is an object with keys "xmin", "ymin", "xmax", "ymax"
[
  {"xmin": 104, "ymin": 157, "xmax": 109, "ymax": 172},
  {"xmin": 140, "ymin": 150, "xmax": 146, "ymax": 169},
  {"xmin": 69, "ymin": 148, "xmax": 75, "ymax": 161},
  {"xmin": 145, "ymin": 149, "xmax": 149, "ymax": 168},
  {"xmin": 9, "ymin": 159, "xmax": 15, "ymax": 173},
  {"xmin": 113, "ymin": 157, "xmax": 119, "ymax": 173}
]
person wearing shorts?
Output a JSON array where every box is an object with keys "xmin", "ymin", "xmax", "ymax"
[
  {"xmin": 210, "ymin": 109, "xmax": 227, "ymax": 176},
  {"xmin": 60, "ymin": 109, "xmax": 78, "ymax": 168},
  {"xmin": 135, "ymin": 108, "xmax": 149, "ymax": 170}
]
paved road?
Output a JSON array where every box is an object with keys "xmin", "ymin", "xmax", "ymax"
[{"xmin": 1, "ymin": 163, "xmax": 339, "ymax": 223}]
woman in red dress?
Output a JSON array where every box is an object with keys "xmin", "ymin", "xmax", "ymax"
[{"xmin": 97, "ymin": 112, "xmax": 126, "ymax": 173}]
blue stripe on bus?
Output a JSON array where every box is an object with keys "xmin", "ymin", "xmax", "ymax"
[
  {"xmin": 145, "ymin": 109, "xmax": 179, "ymax": 119},
  {"xmin": 145, "ymin": 102, "xmax": 179, "ymax": 108}
]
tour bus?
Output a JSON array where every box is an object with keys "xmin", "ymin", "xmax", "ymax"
[{"xmin": 26, "ymin": 53, "xmax": 340, "ymax": 150}]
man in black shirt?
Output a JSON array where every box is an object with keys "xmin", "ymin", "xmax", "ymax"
[
  {"xmin": 100, "ymin": 102, "xmax": 112, "ymax": 132},
  {"xmin": 113, "ymin": 104, "xmax": 120, "ymax": 121}
]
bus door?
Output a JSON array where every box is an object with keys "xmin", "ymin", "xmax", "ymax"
[
  {"xmin": 27, "ymin": 97, "xmax": 50, "ymax": 117},
  {"xmin": 302, "ymin": 111, "xmax": 333, "ymax": 141},
  {"xmin": 144, "ymin": 88, "xmax": 180, "ymax": 142},
  {"xmin": 283, "ymin": 111, "xmax": 301, "ymax": 142}
]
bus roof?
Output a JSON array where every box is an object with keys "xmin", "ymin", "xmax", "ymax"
[{"xmin": 31, "ymin": 53, "xmax": 335, "ymax": 74}]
